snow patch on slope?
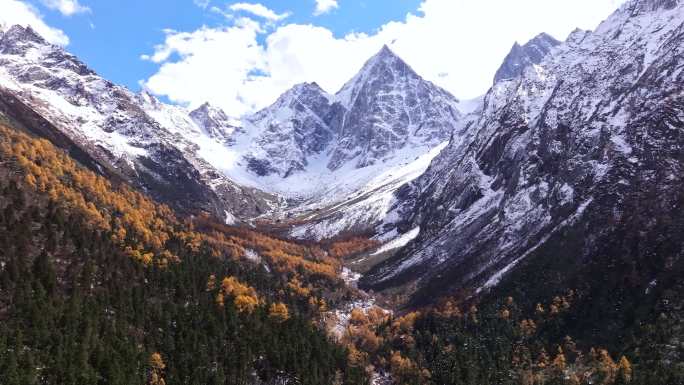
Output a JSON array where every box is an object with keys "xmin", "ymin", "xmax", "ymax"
[
  {"xmin": 479, "ymin": 198, "xmax": 594, "ymax": 292},
  {"xmin": 288, "ymin": 142, "xmax": 447, "ymax": 240},
  {"xmin": 370, "ymin": 227, "xmax": 420, "ymax": 256}
]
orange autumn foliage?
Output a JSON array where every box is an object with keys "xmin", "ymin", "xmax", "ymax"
[
  {"xmin": 326, "ymin": 237, "xmax": 380, "ymax": 259},
  {"xmin": 210, "ymin": 276, "xmax": 261, "ymax": 314},
  {"xmin": 0, "ymin": 124, "xmax": 182, "ymax": 266},
  {"xmin": 192, "ymin": 217, "xmax": 344, "ymax": 286},
  {"xmin": 268, "ymin": 302, "xmax": 290, "ymax": 322},
  {"xmin": 1, "ymin": 124, "xmax": 347, "ymax": 307}
]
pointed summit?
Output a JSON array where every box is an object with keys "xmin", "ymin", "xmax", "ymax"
[
  {"xmin": 0, "ymin": 24, "xmax": 93, "ymax": 76},
  {"xmin": 5, "ymin": 25, "xmax": 46, "ymax": 44},
  {"xmin": 190, "ymin": 102, "xmax": 229, "ymax": 124},
  {"xmin": 377, "ymin": 44, "xmax": 393, "ymax": 56},
  {"xmin": 493, "ymin": 32, "xmax": 560, "ymax": 84},
  {"xmin": 137, "ymin": 90, "xmax": 162, "ymax": 109},
  {"xmin": 327, "ymin": 43, "xmax": 461, "ymax": 170},
  {"xmin": 190, "ymin": 102, "xmax": 240, "ymax": 143},
  {"xmin": 367, "ymin": 44, "xmax": 406, "ymax": 67},
  {"xmin": 335, "ymin": 44, "xmax": 417, "ymax": 107},
  {"xmin": 0, "ymin": 25, "xmax": 48, "ymax": 55},
  {"xmin": 285, "ymin": 81, "xmax": 329, "ymax": 99},
  {"xmin": 257, "ymin": 81, "xmax": 332, "ymax": 121}
]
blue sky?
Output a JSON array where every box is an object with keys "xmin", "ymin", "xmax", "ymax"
[
  {"xmin": 21, "ymin": 0, "xmax": 421, "ymax": 92},
  {"xmin": 2, "ymin": 0, "xmax": 627, "ymax": 116}
]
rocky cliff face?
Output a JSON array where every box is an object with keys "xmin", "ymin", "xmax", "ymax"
[
  {"xmin": 190, "ymin": 102, "xmax": 242, "ymax": 145},
  {"xmin": 242, "ymin": 82, "xmax": 335, "ymax": 177},
  {"xmin": 238, "ymin": 46, "xmax": 462, "ymax": 179},
  {"xmin": 0, "ymin": 25, "xmax": 279, "ymax": 220},
  {"xmin": 361, "ymin": 0, "xmax": 684, "ymax": 305},
  {"xmin": 0, "ymin": 26, "xmax": 461, "ymax": 234},
  {"xmin": 224, "ymin": 46, "xmax": 463, "ymax": 238},
  {"xmin": 327, "ymin": 45, "xmax": 462, "ymax": 170},
  {"xmin": 493, "ymin": 33, "xmax": 560, "ymax": 84}
]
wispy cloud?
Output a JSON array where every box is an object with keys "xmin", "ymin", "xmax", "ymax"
[
  {"xmin": 41, "ymin": 0, "xmax": 90, "ymax": 16},
  {"xmin": 193, "ymin": 0, "xmax": 211, "ymax": 9},
  {"xmin": 143, "ymin": 0, "xmax": 629, "ymax": 117},
  {"xmin": 228, "ymin": 2, "xmax": 290, "ymax": 21},
  {"xmin": 314, "ymin": 0, "xmax": 338, "ymax": 16}
]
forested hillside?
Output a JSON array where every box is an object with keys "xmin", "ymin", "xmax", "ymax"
[
  {"xmin": 335, "ymin": 283, "xmax": 683, "ymax": 385},
  {"xmin": 1, "ymin": 1, "xmax": 683, "ymax": 383},
  {"xmin": 0, "ymin": 88, "xmax": 681, "ymax": 385},
  {"xmin": 0, "ymin": 120, "xmax": 368, "ymax": 385}
]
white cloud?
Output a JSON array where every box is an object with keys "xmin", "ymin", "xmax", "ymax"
[
  {"xmin": 194, "ymin": 0, "xmax": 211, "ymax": 9},
  {"xmin": 142, "ymin": 20, "xmax": 268, "ymax": 117},
  {"xmin": 0, "ymin": 0, "xmax": 69, "ymax": 45},
  {"xmin": 314, "ymin": 0, "xmax": 338, "ymax": 15},
  {"xmin": 228, "ymin": 2, "xmax": 290, "ymax": 21},
  {"xmin": 142, "ymin": 0, "xmax": 628, "ymax": 117},
  {"xmin": 41, "ymin": 0, "xmax": 90, "ymax": 16}
]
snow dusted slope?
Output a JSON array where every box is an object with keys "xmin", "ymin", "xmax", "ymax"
[
  {"xmin": 493, "ymin": 33, "xmax": 561, "ymax": 84},
  {"xmin": 189, "ymin": 102, "xmax": 242, "ymax": 145},
  {"xmin": 287, "ymin": 141, "xmax": 449, "ymax": 240},
  {"xmin": 241, "ymin": 82, "xmax": 335, "ymax": 178},
  {"xmin": 0, "ymin": 28, "xmax": 462, "ymax": 237},
  {"xmin": 362, "ymin": 0, "xmax": 684, "ymax": 304},
  {"xmin": 328, "ymin": 45, "xmax": 462, "ymax": 170},
  {"xmin": 204, "ymin": 45, "xmax": 464, "ymax": 237},
  {"xmin": 0, "ymin": 25, "xmax": 279, "ymax": 219},
  {"xmin": 223, "ymin": 46, "xmax": 462, "ymax": 201}
]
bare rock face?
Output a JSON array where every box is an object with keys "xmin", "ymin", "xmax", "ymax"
[
  {"xmin": 190, "ymin": 102, "xmax": 242, "ymax": 145},
  {"xmin": 0, "ymin": 25, "xmax": 279, "ymax": 219},
  {"xmin": 1, "ymin": 25, "xmax": 48, "ymax": 55},
  {"xmin": 328, "ymin": 45, "xmax": 462, "ymax": 170},
  {"xmin": 632, "ymin": 0, "xmax": 679, "ymax": 12},
  {"xmin": 361, "ymin": 0, "xmax": 684, "ymax": 305},
  {"xmin": 243, "ymin": 82, "xmax": 335, "ymax": 177},
  {"xmin": 240, "ymin": 46, "xmax": 462, "ymax": 177},
  {"xmin": 493, "ymin": 33, "xmax": 560, "ymax": 84}
]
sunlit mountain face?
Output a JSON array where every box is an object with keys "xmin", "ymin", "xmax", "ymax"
[{"xmin": 0, "ymin": 0, "xmax": 682, "ymax": 384}]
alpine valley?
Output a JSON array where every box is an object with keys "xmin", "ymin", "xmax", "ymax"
[{"xmin": 0, "ymin": 0, "xmax": 683, "ymax": 384}]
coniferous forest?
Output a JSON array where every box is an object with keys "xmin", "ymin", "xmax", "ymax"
[
  {"xmin": 3, "ymin": 0, "xmax": 684, "ymax": 382},
  {"xmin": 0, "ymin": 121, "xmax": 368, "ymax": 385},
  {"xmin": 1, "ymin": 110, "xmax": 684, "ymax": 385}
]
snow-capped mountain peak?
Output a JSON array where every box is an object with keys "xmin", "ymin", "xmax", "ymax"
[
  {"xmin": 239, "ymin": 79, "xmax": 336, "ymax": 177},
  {"xmin": 493, "ymin": 32, "xmax": 560, "ymax": 83},
  {"xmin": 189, "ymin": 102, "xmax": 241, "ymax": 143},
  {"xmin": 335, "ymin": 44, "xmax": 418, "ymax": 108},
  {"xmin": 260, "ymin": 81, "xmax": 333, "ymax": 118},
  {"xmin": 361, "ymin": 0, "xmax": 684, "ymax": 304},
  {"xmin": 290, "ymin": 81, "xmax": 330, "ymax": 98},
  {"xmin": 184, "ymin": 44, "xmax": 466, "ymax": 237},
  {"xmin": 0, "ymin": 24, "xmax": 47, "ymax": 51},
  {"xmin": 326, "ymin": 45, "xmax": 462, "ymax": 170},
  {"xmin": 232, "ymin": 43, "xmax": 462, "ymax": 182}
]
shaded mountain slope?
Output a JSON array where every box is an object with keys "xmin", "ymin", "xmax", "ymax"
[{"xmin": 361, "ymin": 0, "xmax": 684, "ymax": 308}]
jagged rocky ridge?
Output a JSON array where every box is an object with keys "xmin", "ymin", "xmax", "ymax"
[
  {"xmin": 361, "ymin": 0, "xmax": 684, "ymax": 305},
  {"xmin": 228, "ymin": 46, "xmax": 464, "ymax": 239},
  {"xmin": 241, "ymin": 45, "xmax": 462, "ymax": 178},
  {"xmin": 329, "ymin": 45, "xmax": 462, "ymax": 170},
  {"xmin": 0, "ymin": 28, "xmax": 461, "ymax": 234},
  {"xmin": 0, "ymin": 24, "xmax": 278, "ymax": 220},
  {"xmin": 242, "ymin": 82, "xmax": 336, "ymax": 177},
  {"xmin": 493, "ymin": 32, "xmax": 560, "ymax": 83}
]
